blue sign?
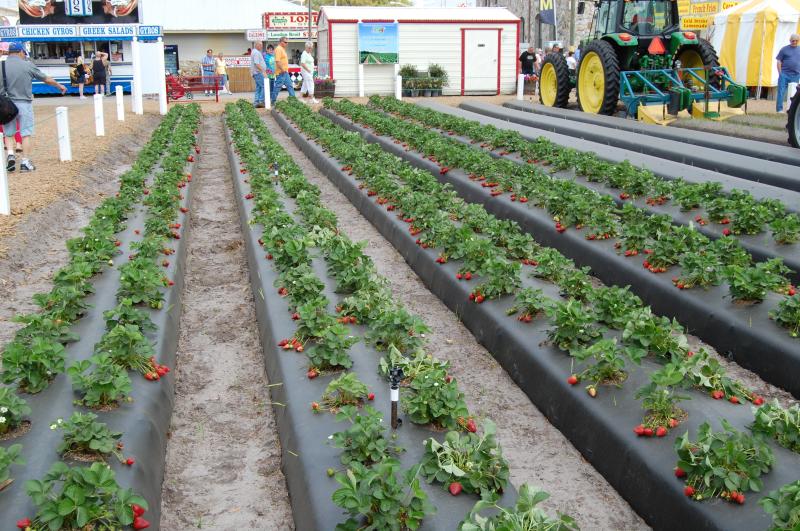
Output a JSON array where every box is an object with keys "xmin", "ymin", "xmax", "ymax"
[
  {"xmin": 358, "ymin": 22, "xmax": 399, "ymax": 65},
  {"xmin": 19, "ymin": 25, "xmax": 79, "ymax": 39},
  {"xmin": 137, "ymin": 25, "xmax": 162, "ymax": 38},
  {"xmin": 0, "ymin": 27, "xmax": 18, "ymax": 39},
  {"xmin": 78, "ymin": 24, "xmax": 135, "ymax": 38},
  {"xmin": 66, "ymin": 0, "xmax": 93, "ymax": 16},
  {"xmin": 539, "ymin": 0, "xmax": 557, "ymax": 26}
]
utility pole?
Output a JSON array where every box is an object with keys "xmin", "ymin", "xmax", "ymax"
[
  {"xmin": 308, "ymin": 0, "xmax": 312, "ymax": 41},
  {"xmin": 569, "ymin": 0, "xmax": 576, "ymax": 46}
]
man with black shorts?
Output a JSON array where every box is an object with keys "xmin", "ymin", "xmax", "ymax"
[{"xmin": 519, "ymin": 45, "xmax": 536, "ymax": 76}]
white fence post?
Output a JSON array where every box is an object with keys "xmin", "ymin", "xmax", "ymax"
[
  {"xmin": 56, "ymin": 106, "xmax": 72, "ymax": 162},
  {"xmin": 265, "ymin": 75, "xmax": 271, "ymax": 110},
  {"xmin": 358, "ymin": 64, "xmax": 365, "ymax": 98},
  {"xmin": 94, "ymin": 93, "xmax": 105, "ymax": 136},
  {"xmin": 131, "ymin": 37, "xmax": 144, "ymax": 115},
  {"xmin": 396, "ymin": 75, "xmax": 402, "ymax": 100},
  {"xmin": 0, "ymin": 144, "xmax": 9, "ymax": 216},
  {"xmin": 517, "ymin": 74, "xmax": 525, "ymax": 101},
  {"xmin": 116, "ymin": 85, "xmax": 125, "ymax": 121},
  {"xmin": 156, "ymin": 37, "xmax": 168, "ymax": 115}
]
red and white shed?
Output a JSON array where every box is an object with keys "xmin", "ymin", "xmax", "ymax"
[{"xmin": 316, "ymin": 6, "xmax": 521, "ymax": 96}]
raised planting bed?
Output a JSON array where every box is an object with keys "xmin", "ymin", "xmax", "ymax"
[
  {"xmin": 0, "ymin": 104, "xmax": 200, "ymax": 528},
  {"xmin": 367, "ymin": 96, "xmax": 800, "ymax": 278},
  {"xmin": 316, "ymin": 101, "xmax": 800, "ymax": 399},
  {"xmin": 274, "ymin": 99, "xmax": 800, "ymax": 531},
  {"xmin": 458, "ymin": 101, "xmax": 800, "ymax": 192},
  {"xmin": 224, "ymin": 101, "xmax": 545, "ymax": 531},
  {"xmin": 502, "ymin": 100, "xmax": 800, "ymax": 167}
]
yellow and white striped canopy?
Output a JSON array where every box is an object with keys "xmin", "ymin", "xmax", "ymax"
[{"xmin": 709, "ymin": 0, "xmax": 800, "ymax": 87}]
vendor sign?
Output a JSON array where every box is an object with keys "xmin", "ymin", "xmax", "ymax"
[
  {"xmin": 358, "ymin": 22, "xmax": 398, "ymax": 65},
  {"xmin": 225, "ymin": 56, "xmax": 252, "ymax": 67},
  {"xmin": 263, "ymin": 12, "xmax": 318, "ymax": 29},
  {"xmin": 265, "ymin": 29, "xmax": 318, "ymax": 40}
]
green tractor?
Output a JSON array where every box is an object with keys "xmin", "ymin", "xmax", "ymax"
[{"xmin": 539, "ymin": 0, "xmax": 748, "ymax": 124}]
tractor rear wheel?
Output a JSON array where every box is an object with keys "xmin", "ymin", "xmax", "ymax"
[
  {"xmin": 789, "ymin": 88, "xmax": 800, "ymax": 148},
  {"xmin": 539, "ymin": 52, "xmax": 571, "ymax": 108},
  {"xmin": 675, "ymin": 38, "xmax": 719, "ymax": 85},
  {"xmin": 576, "ymin": 40, "xmax": 620, "ymax": 115}
]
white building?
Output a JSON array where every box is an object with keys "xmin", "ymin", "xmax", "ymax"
[{"xmin": 316, "ymin": 6, "xmax": 520, "ymax": 97}]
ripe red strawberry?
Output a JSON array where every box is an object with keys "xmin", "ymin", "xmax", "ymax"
[
  {"xmin": 368, "ymin": 393, "xmax": 375, "ymax": 401},
  {"xmin": 126, "ymin": 457, "xmax": 135, "ymax": 466},
  {"xmin": 643, "ymin": 427, "xmax": 654, "ymax": 437},
  {"xmin": 519, "ymin": 197, "xmax": 528, "ymax": 203},
  {"xmin": 449, "ymin": 482, "xmax": 463, "ymax": 496},
  {"xmin": 456, "ymin": 273, "xmax": 462, "ymax": 280},
  {"xmin": 133, "ymin": 516, "xmax": 150, "ymax": 530},
  {"xmin": 464, "ymin": 272, "xmax": 472, "ymax": 280},
  {"xmin": 195, "ymin": 146, "xmax": 200, "ymax": 154},
  {"xmin": 753, "ymin": 396, "xmax": 765, "ymax": 406},
  {"xmin": 656, "ymin": 426, "xmax": 668, "ymax": 437},
  {"xmin": 267, "ymin": 254, "xmax": 273, "ymax": 260},
  {"xmin": 729, "ymin": 396, "xmax": 739, "ymax": 404},
  {"xmin": 674, "ymin": 467, "xmax": 687, "ymax": 478},
  {"xmin": 180, "ymin": 207, "xmax": 189, "ymax": 213},
  {"xmin": 669, "ymin": 418, "xmax": 679, "ymax": 428},
  {"xmin": 684, "ymin": 486, "xmax": 695, "ymax": 497},
  {"xmin": 468, "ymin": 293, "xmax": 475, "ymax": 301},
  {"xmin": 291, "ymin": 313, "xmax": 300, "ymax": 321},
  {"xmin": 307, "ymin": 369, "xmax": 318, "ymax": 379},
  {"xmin": 278, "ymin": 339, "xmax": 288, "ymax": 347},
  {"xmin": 114, "ymin": 240, "xmax": 122, "ymax": 247},
  {"xmin": 162, "ymin": 260, "xmax": 169, "ymax": 267},
  {"xmin": 187, "ymin": 155, "xmax": 194, "ymax": 162},
  {"xmin": 16, "ymin": 518, "xmax": 31, "ymax": 529},
  {"xmin": 735, "ymin": 492, "xmax": 745, "ymax": 504},
  {"xmin": 143, "ymin": 189, "xmax": 150, "ymax": 195},
  {"xmin": 567, "ymin": 375, "xmax": 578, "ymax": 385},
  {"xmin": 311, "ymin": 402, "xmax": 320, "ymax": 411},
  {"xmin": 633, "ymin": 425, "xmax": 645, "ymax": 436},
  {"xmin": 296, "ymin": 345, "xmax": 304, "ymax": 353},
  {"xmin": 722, "ymin": 228, "xmax": 731, "ymax": 236},
  {"xmin": 445, "ymin": 375, "xmax": 453, "ymax": 384},
  {"xmin": 711, "ymin": 390, "xmax": 724, "ymax": 400},
  {"xmin": 466, "ymin": 419, "xmax": 477, "ymax": 433},
  {"xmin": 245, "ymin": 193, "xmax": 254, "ymax": 199},
  {"xmin": 131, "ymin": 504, "xmax": 146, "ymax": 517},
  {"xmin": 686, "ymin": 350, "xmax": 695, "ymax": 357},
  {"xmin": 186, "ymin": 173, "xmax": 192, "ymax": 181},
  {"xmin": 789, "ymin": 286, "xmax": 797, "ymax": 296}
]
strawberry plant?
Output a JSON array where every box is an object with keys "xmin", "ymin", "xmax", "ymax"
[
  {"xmin": 587, "ymin": 286, "xmax": 642, "ymax": 329},
  {"xmin": 569, "ymin": 338, "xmax": 631, "ymax": 392},
  {"xmin": 0, "ymin": 387, "xmax": 31, "ymax": 435},
  {"xmin": 339, "ymin": 287, "xmax": 393, "ymax": 324},
  {"xmin": 0, "ymin": 443, "xmax": 23, "ymax": 489},
  {"xmin": 103, "ymin": 299, "xmax": 156, "ymax": 333},
  {"xmin": 675, "ymin": 252, "xmax": 723, "ymax": 289},
  {"xmin": 331, "ymin": 405, "xmax": 397, "ymax": 465},
  {"xmin": 652, "ymin": 349, "xmax": 754, "ymax": 402},
  {"xmin": 557, "ymin": 267, "xmax": 593, "ymax": 301},
  {"xmin": 294, "ymin": 296, "xmax": 337, "ymax": 342},
  {"xmin": 378, "ymin": 347, "xmax": 449, "ymax": 383},
  {"xmin": 473, "ymin": 257, "xmax": 521, "ymax": 300},
  {"xmin": 308, "ymin": 324, "xmax": 358, "ymax": 370},
  {"xmin": 117, "ymin": 258, "xmax": 166, "ymax": 309},
  {"xmin": 95, "ymin": 324, "xmax": 155, "ymax": 375},
  {"xmin": 332, "ymin": 459, "xmax": 434, "ymax": 530},
  {"xmin": 420, "ymin": 419, "xmax": 509, "ymax": 497},
  {"xmin": 634, "ymin": 383, "xmax": 688, "ymax": 435},
  {"xmin": 505, "ymin": 287, "xmax": 553, "ymax": 322},
  {"xmin": 1, "ymin": 337, "xmax": 66, "ymax": 393},
  {"xmin": 402, "ymin": 365, "xmax": 469, "ymax": 430},
  {"xmin": 529, "ymin": 248, "xmax": 574, "ymax": 283},
  {"xmin": 675, "ymin": 419, "xmax": 774, "ymax": 503},
  {"xmin": 545, "ymin": 299, "xmax": 601, "ymax": 351},
  {"xmin": 320, "ymin": 372, "xmax": 369, "ymax": 411},
  {"xmin": 459, "ymin": 483, "xmax": 578, "ymax": 531},
  {"xmin": 770, "ymin": 214, "xmax": 800, "ymax": 245},
  {"xmin": 709, "ymin": 237, "xmax": 751, "ymax": 267},
  {"xmin": 751, "ymin": 401, "xmax": 800, "ymax": 453},
  {"xmin": 54, "ymin": 411, "xmax": 123, "ymax": 461},
  {"xmin": 770, "ymin": 295, "xmax": 800, "ymax": 338},
  {"xmin": 365, "ymin": 308, "xmax": 429, "ymax": 353},
  {"xmin": 622, "ymin": 308, "xmax": 686, "ymax": 360},
  {"xmin": 276, "ymin": 265, "xmax": 325, "ymax": 307},
  {"xmin": 68, "ymin": 354, "xmax": 132, "ymax": 408},
  {"xmin": 760, "ymin": 480, "xmax": 800, "ymax": 531},
  {"xmin": 32, "ymin": 285, "xmax": 92, "ymax": 323},
  {"xmin": 11, "ymin": 313, "xmax": 79, "ymax": 346},
  {"xmin": 25, "ymin": 461, "xmax": 148, "ymax": 530},
  {"xmin": 725, "ymin": 259, "xmax": 790, "ymax": 302}
]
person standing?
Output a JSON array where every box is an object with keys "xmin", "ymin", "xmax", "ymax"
[
  {"xmin": 1, "ymin": 42, "xmax": 66, "ymax": 172},
  {"xmin": 75, "ymin": 54, "xmax": 88, "ymax": 99},
  {"xmin": 91, "ymin": 51, "xmax": 107, "ymax": 96},
  {"xmin": 300, "ymin": 41, "xmax": 318, "ymax": 104},
  {"xmin": 103, "ymin": 53, "xmax": 112, "ymax": 96},
  {"xmin": 519, "ymin": 46, "xmax": 536, "ymax": 76},
  {"xmin": 265, "ymin": 44, "xmax": 277, "ymax": 101},
  {"xmin": 776, "ymin": 33, "xmax": 800, "ymax": 113},
  {"xmin": 271, "ymin": 37, "xmax": 296, "ymax": 106},
  {"xmin": 201, "ymin": 49, "xmax": 215, "ymax": 96},
  {"xmin": 250, "ymin": 41, "xmax": 267, "ymax": 108},
  {"xmin": 215, "ymin": 52, "xmax": 231, "ymax": 94},
  {"xmin": 566, "ymin": 50, "xmax": 577, "ymax": 72}
]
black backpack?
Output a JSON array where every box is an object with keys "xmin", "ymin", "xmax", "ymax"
[{"xmin": 0, "ymin": 61, "xmax": 20, "ymax": 125}]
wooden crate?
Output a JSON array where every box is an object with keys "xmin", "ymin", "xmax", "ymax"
[{"xmin": 228, "ymin": 67, "xmax": 255, "ymax": 93}]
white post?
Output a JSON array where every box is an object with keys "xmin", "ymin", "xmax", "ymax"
[
  {"xmin": 788, "ymin": 82, "xmax": 798, "ymax": 110},
  {"xmin": 358, "ymin": 64, "xmax": 365, "ymax": 98},
  {"xmin": 116, "ymin": 85, "xmax": 124, "ymax": 121},
  {"xmin": 517, "ymin": 74, "xmax": 525, "ymax": 101},
  {"xmin": 156, "ymin": 37, "xmax": 168, "ymax": 115},
  {"xmin": 56, "ymin": 106, "xmax": 72, "ymax": 162},
  {"xmin": 131, "ymin": 37, "xmax": 144, "ymax": 115},
  {"xmin": 396, "ymin": 75, "xmax": 402, "ymax": 100},
  {"xmin": 0, "ymin": 144, "xmax": 9, "ymax": 216},
  {"xmin": 264, "ymin": 75, "xmax": 271, "ymax": 110},
  {"xmin": 94, "ymin": 93, "xmax": 105, "ymax": 136}
]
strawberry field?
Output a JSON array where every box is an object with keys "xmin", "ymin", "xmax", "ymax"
[{"xmin": 0, "ymin": 94, "xmax": 798, "ymax": 530}]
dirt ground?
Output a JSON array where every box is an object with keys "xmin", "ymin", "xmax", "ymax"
[
  {"xmin": 262, "ymin": 114, "xmax": 649, "ymax": 530},
  {"xmin": 159, "ymin": 115, "xmax": 293, "ymax": 530},
  {"xmin": 0, "ymin": 97, "xmax": 163, "ymax": 254}
]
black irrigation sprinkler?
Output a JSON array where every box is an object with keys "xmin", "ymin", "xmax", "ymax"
[{"xmin": 389, "ymin": 366, "xmax": 404, "ymax": 430}]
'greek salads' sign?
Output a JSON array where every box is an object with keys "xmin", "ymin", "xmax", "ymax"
[{"xmin": 78, "ymin": 24, "xmax": 135, "ymax": 38}]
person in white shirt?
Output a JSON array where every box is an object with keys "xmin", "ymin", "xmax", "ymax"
[
  {"xmin": 566, "ymin": 51, "xmax": 577, "ymax": 71},
  {"xmin": 299, "ymin": 41, "xmax": 318, "ymax": 104}
]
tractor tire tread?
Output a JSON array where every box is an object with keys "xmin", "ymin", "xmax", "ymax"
[
  {"xmin": 540, "ymin": 52, "xmax": 571, "ymax": 108},
  {"xmin": 789, "ymin": 88, "xmax": 800, "ymax": 148},
  {"xmin": 577, "ymin": 39, "xmax": 620, "ymax": 115}
]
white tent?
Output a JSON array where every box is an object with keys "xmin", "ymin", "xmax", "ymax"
[{"xmin": 709, "ymin": 0, "xmax": 800, "ymax": 87}]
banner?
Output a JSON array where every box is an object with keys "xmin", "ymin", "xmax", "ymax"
[
  {"xmin": 66, "ymin": 0, "xmax": 93, "ymax": 16},
  {"xmin": 18, "ymin": 1, "xmax": 139, "ymax": 25},
  {"xmin": 358, "ymin": 22, "xmax": 399, "ymax": 65},
  {"xmin": 263, "ymin": 12, "xmax": 319, "ymax": 29},
  {"xmin": 539, "ymin": 0, "xmax": 557, "ymax": 26}
]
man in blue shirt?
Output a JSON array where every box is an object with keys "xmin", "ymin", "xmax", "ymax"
[
  {"xmin": 250, "ymin": 42, "xmax": 268, "ymax": 108},
  {"xmin": 776, "ymin": 33, "xmax": 800, "ymax": 112},
  {"xmin": 201, "ymin": 49, "xmax": 215, "ymax": 96}
]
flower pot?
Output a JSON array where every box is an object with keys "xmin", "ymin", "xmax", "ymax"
[
  {"xmin": 402, "ymin": 89, "xmax": 412, "ymax": 97},
  {"xmin": 315, "ymin": 87, "xmax": 335, "ymax": 99},
  {"xmin": 410, "ymin": 89, "xmax": 419, "ymax": 97},
  {"xmin": 423, "ymin": 89, "xmax": 432, "ymax": 97}
]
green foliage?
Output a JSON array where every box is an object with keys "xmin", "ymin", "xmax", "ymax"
[
  {"xmin": 751, "ymin": 401, "xmax": 800, "ymax": 454},
  {"xmin": 321, "ymin": 372, "xmax": 369, "ymax": 411},
  {"xmin": 0, "ymin": 444, "xmax": 24, "ymax": 485},
  {"xmin": 332, "ymin": 405, "xmax": 397, "ymax": 466},
  {"xmin": 770, "ymin": 295, "xmax": 800, "ymax": 338},
  {"xmin": 68, "ymin": 354, "xmax": 132, "ymax": 408},
  {"xmin": 1, "ymin": 337, "xmax": 65, "ymax": 393},
  {"xmin": 420, "ymin": 420, "xmax": 509, "ymax": 497},
  {"xmin": 459, "ymin": 484, "xmax": 579, "ymax": 531},
  {"xmin": 760, "ymin": 480, "xmax": 800, "ymax": 531},
  {"xmin": 365, "ymin": 308, "xmax": 429, "ymax": 353},
  {"xmin": 308, "ymin": 324, "xmax": 358, "ymax": 370},
  {"xmin": 545, "ymin": 299, "xmax": 601, "ymax": 351},
  {"xmin": 0, "ymin": 387, "xmax": 31, "ymax": 435},
  {"xmin": 54, "ymin": 412, "xmax": 122, "ymax": 459}
]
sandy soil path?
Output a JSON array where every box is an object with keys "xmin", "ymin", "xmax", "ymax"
[{"xmin": 159, "ymin": 114, "xmax": 293, "ymax": 530}]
